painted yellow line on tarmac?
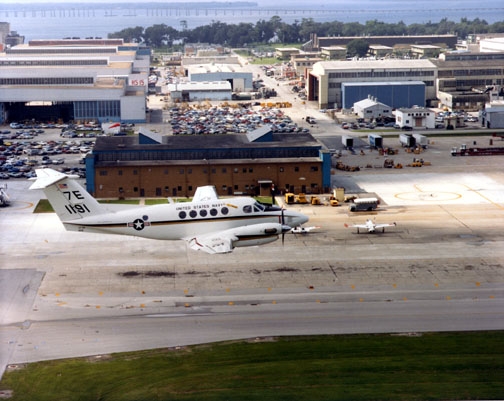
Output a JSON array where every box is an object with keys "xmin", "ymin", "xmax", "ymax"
[{"xmin": 461, "ymin": 183, "xmax": 504, "ymax": 209}]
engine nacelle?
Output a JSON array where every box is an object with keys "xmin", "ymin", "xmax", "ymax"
[{"xmin": 231, "ymin": 223, "xmax": 284, "ymax": 248}]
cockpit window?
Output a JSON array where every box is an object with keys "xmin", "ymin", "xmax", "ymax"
[
  {"xmin": 253, "ymin": 202, "xmax": 265, "ymax": 213},
  {"xmin": 243, "ymin": 205, "xmax": 252, "ymax": 213}
]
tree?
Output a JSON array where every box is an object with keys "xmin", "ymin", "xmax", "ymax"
[
  {"xmin": 108, "ymin": 26, "xmax": 144, "ymax": 43},
  {"xmin": 346, "ymin": 39, "xmax": 369, "ymax": 58}
]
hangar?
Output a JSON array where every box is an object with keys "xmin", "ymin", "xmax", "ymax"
[
  {"xmin": 86, "ymin": 128, "xmax": 331, "ymax": 198},
  {"xmin": 307, "ymin": 59, "xmax": 437, "ymax": 110},
  {"xmin": 165, "ymin": 81, "xmax": 232, "ymax": 102},
  {"xmin": 0, "ymin": 38, "xmax": 151, "ymax": 124},
  {"xmin": 342, "ymin": 81, "xmax": 425, "ymax": 110},
  {"xmin": 186, "ymin": 64, "xmax": 253, "ymax": 92}
]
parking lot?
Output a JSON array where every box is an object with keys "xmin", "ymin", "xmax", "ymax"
[{"xmin": 0, "ymin": 123, "xmax": 96, "ymax": 179}]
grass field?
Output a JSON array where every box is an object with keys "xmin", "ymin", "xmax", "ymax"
[{"xmin": 1, "ymin": 332, "xmax": 503, "ymax": 401}]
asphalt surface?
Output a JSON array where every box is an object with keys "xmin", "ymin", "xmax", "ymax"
[{"xmin": 1, "ymin": 60, "xmax": 504, "ymax": 379}]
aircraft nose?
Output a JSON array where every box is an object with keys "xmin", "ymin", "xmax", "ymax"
[{"xmin": 288, "ymin": 210, "xmax": 309, "ymax": 227}]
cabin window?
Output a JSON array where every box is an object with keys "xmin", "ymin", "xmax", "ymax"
[
  {"xmin": 199, "ymin": 209, "xmax": 207, "ymax": 217},
  {"xmin": 189, "ymin": 210, "xmax": 197, "ymax": 218},
  {"xmin": 243, "ymin": 205, "xmax": 252, "ymax": 213},
  {"xmin": 178, "ymin": 211, "xmax": 186, "ymax": 219},
  {"xmin": 221, "ymin": 206, "xmax": 229, "ymax": 215},
  {"xmin": 210, "ymin": 208, "xmax": 218, "ymax": 216}
]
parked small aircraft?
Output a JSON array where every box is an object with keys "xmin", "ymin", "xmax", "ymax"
[
  {"xmin": 290, "ymin": 226, "xmax": 320, "ymax": 234},
  {"xmin": 30, "ymin": 168, "xmax": 309, "ymax": 254},
  {"xmin": 344, "ymin": 219, "xmax": 396, "ymax": 233}
]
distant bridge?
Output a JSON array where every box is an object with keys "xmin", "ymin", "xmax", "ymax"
[{"xmin": 0, "ymin": 6, "xmax": 502, "ymax": 20}]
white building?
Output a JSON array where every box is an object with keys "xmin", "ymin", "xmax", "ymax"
[
  {"xmin": 353, "ymin": 96, "xmax": 392, "ymax": 120},
  {"xmin": 395, "ymin": 107, "xmax": 435, "ymax": 129},
  {"xmin": 479, "ymin": 37, "xmax": 504, "ymax": 53},
  {"xmin": 481, "ymin": 101, "xmax": 504, "ymax": 129},
  {"xmin": 186, "ymin": 64, "xmax": 253, "ymax": 92},
  {"xmin": 0, "ymin": 38, "xmax": 151, "ymax": 124},
  {"xmin": 166, "ymin": 81, "xmax": 232, "ymax": 102}
]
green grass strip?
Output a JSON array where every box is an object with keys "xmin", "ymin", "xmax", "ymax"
[{"xmin": 1, "ymin": 332, "xmax": 503, "ymax": 400}]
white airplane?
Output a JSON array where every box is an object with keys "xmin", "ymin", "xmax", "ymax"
[
  {"xmin": 30, "ymin": 168, "xmax": 309, "ymax": 254},
  {"xmin": 344, "ymin": 219, "xmax": 396, "ymax": 233},
  {"xmin": 290, "ymin": 226, "xmax": 320, "ymax": 234}
]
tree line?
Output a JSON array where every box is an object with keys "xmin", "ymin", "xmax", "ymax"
[{"xmin": 108, "ymin": 16, "xmax": 504, "ymax": 48}]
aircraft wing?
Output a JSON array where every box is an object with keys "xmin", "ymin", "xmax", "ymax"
[
  {"xmin": 192, "ymin": 185, "xmax": 219, "ymax": 202},
  {"xmin": 185, "ymin": 232, "xmax": 237, "ymax": 254},
  {"xmin": 344, "ymin": 223, "xmax": 367, "ymax": 229},
  {"xmin": 374, "ymin": 223, "xmax": 396, "ymax": 229},
  {"xmin": 184, "ymin": 222, "xmax": 285, "ymax": 254}
]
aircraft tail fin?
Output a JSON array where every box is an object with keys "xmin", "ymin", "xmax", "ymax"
[{"xmin": 30, "ymin": 168, "xmax": 107, "ymax": 222}]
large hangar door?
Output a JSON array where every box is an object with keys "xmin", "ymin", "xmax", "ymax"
[
  {"xmin": 6, "ymin": 101, "xmax": 73, "ymax": 123},
  {"xmin": 232, "ymin": 78, "xmax": 245, "ymax": 92}
]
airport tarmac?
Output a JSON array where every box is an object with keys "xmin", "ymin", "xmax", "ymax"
[{"xmin": 1, "ymin": 153, "xmax": 504, "ymax": 379}]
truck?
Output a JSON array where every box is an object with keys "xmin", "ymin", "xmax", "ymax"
[
  {"xmin": 342, "ymin": 135, "xmax": 354, "ymax": 149},
  {"xmin": 368, "ymin": 134, "xmax": 383, "ymax": 149},
  {"xmin": 451, "ymin": 144, "xmax": 504, "ymax": 156},
  {"xmin": 399, "ymin": 133, "xmax": 416, "ymax": 148},
  {"xmin": 413, "ymin": 133, "xmax": 428, "ymax": 148},
  {"xmin": 349, "ymin": 197, "xmax": 379, "ymax": 212}
]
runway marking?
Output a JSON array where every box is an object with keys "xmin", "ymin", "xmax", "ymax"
[
  {"xmin": 395, "ymin": 185, "xmax": 461, "ymax": 202},
  {"xmin": 461, "ymin": 183, "xmax": 504, "ymax": 210},
  {"xmin": 4, "ymin": 201, "xmax": 34, "ymax": 210}
]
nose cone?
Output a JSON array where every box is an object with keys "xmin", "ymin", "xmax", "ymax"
[{"xmin": 286, "ymin": 210, "xmax": 309, "ymax": 227}]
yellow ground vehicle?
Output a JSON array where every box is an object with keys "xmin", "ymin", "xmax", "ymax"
[{"xmin": 285, "ymin": 193, "xmax": 308, "ymax": 204}]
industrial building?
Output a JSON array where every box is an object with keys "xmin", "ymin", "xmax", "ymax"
[
  {"xmin": 432, "ymin": 51, "xmax": 504, "ymax": 111},
  {"xmin": 308, "ymin": 59, "xmax": 437, "ymax": 110},
  {"xmin": 186, "ymin": 64, "xmax": 253, "ymax": 92},
  {"xmin": 165, "ymin": 81, "xmax": 232, "ymax": 102},
  {"xmin": 0, "ymin": 38, "xmax": 151, "ymax": 124},
  {"xmin": 342, "ymin": 81, "xmax": 426, "ymax": 110},
  {"xmin": 481, "ymin": 102, "xmax": 504, "ymax": 129},
  {"xmin": 86, "ymin": 128, "xmax": 331, "ymax": 198},
  {"xmin": 352, "ymin": 96, "xmax": 393, "ymax": 120},
  {"xmin": 305, "ymin": 34, "xmax": 458, "ymax": 52},
  {"xmin": 395, "ymin": 107, "xmax": 435, "ymax": 129}
]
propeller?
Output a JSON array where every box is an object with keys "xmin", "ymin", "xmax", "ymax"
[{"xmin": 280, "ymin": 207, "xmax": 292, "ymax": 245}]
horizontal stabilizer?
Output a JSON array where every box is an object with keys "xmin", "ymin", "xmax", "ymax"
[{"xmin": 29, "ymin": 168, "xmax": 75, "ymax": 190}]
